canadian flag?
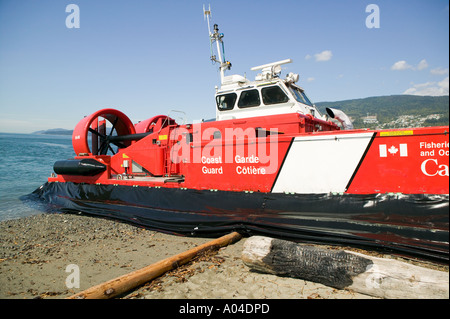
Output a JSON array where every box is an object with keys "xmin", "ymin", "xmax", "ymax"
[{"xmin": 379, "ymin": 144, "xmax": 408, "ymax": 157}]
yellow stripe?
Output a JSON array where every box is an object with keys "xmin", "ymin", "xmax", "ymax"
[{"xmin": 380, "ymin": 130, "xmax": 413, "ymax": 136}]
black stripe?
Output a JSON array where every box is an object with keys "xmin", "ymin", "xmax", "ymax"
[
  {"xmin": 344, "ymin": 132, "xmax": 377, "ymax": 191},
  {"xmin": 270, "ymin": 137, "xmax": 294, "ymax": 192}
]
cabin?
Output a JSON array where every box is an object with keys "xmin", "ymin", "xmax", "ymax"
[{"xmin": 214, "ymin": 59, "xmax": 326, "ymax": 123}]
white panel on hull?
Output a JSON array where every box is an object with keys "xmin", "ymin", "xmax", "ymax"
[{"xmin": 272, "ymin": 132, "xmax": 374, "ymax": 194}]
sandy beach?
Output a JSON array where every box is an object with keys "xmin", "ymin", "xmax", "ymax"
[{"xmin": 0, "ymin": 212, "xmax": 444, "ymax": 300}]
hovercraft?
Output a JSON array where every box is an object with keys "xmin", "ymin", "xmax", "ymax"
[{"xmin": 35, "ymin": 8, "xmax": 449, "ymax": 262}]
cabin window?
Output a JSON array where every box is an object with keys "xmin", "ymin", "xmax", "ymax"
[
  {"xmin": 288, "ymin": 86, "xmax": 313, "ymax": 106},
  {"xmin": 261, "ymin": 86, "xmax": 289, "ymax": 105},
  {"xmin": 216, "ymin": 93, "xmax": 237, "ymax": 111},
  {"xmin": 238, "ymin": 89, "xmax": 261, "ymax": 108}
]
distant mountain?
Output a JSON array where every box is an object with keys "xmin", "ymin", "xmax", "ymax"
[
  {"xmin": 316, "ymin": 95, "xmax": 449, "ymax": 129},
  {"xmin": 33, "ymin": 95, "xmax": 449, "ymax": 134},
  {"xmin": 33, "ymin": 128, "xmax": 73, "ymax": 135}
]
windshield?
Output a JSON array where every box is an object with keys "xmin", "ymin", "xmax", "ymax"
[
  {"xmin": 261, "ymin": 86, "xmax": 289, "ymax": 105},
  {"xmin": 216, "ymin": 93, "xmax": 237, "ymax": 111},
  {"xmin": 288, "ymin": 85, "xmax": 313, "ymax": 107}
]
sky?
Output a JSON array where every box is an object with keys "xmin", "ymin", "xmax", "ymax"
[{"xmin": 0, "ymin": 0, "xmax": 448, "ymax": 133}]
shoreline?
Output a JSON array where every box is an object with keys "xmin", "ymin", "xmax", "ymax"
[{"xmin": 0, "ymin": 212, "xmax": 445, "ymax": 299}]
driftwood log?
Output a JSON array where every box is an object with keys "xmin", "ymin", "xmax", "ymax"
[
  {"xmin": 241, "ymin": 236, "xmax": 449, "ymax": 299},
  {"xmin": 68, "ymin": 231, "xmax": 242, "ymax": 299}
]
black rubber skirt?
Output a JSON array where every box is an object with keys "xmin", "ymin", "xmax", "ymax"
[{"xmin": 30, "ymin": 181, "xmax": 449, "ymax": 262}]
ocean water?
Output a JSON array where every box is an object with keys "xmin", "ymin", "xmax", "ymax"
[{"xmin": 0, "ymin": 133, "xmax": 75, "ymax": 221}]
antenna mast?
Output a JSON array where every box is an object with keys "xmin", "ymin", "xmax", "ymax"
[{"xmin": 203, "ymin": 4, "xmax": 231, "ymax": 85}]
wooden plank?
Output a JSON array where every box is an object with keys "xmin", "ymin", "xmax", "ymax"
[
  {"xmin": 241, "ymin": 236, "xmax": 449, "ymax": 299},
  {"xmin": 68, "ymin": 231, "xmax": 242, "ymax": 299}
]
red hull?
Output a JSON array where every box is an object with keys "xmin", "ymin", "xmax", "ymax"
[{"xmin": 51, "ymin": 112, "xmax": 449, "ymax": 196}]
